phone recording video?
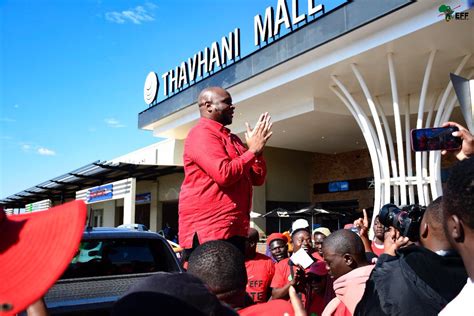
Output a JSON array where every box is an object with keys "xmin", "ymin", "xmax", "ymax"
[{"xmin": 411, "ymin": 126, "xmax": 462, "ymax": 152}]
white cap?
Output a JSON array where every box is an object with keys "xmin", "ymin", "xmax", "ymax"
[
  {"xmin": 291, "ymin": 219, "xmax": 309, "ymax": 236},
  {"xmin": 312, "ymin": 227, "xmax": 331, "ymax": 237}
]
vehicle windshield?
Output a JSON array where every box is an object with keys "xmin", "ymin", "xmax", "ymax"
[{"xmin": 61, "ymin": 238, "xmax": 179, "ymax": 279}]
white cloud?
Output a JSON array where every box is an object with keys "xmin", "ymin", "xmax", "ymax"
[
  {"xmin": 0, "ymin": 117, "xmax": 16, "ymax": 122},
  {"xmin": 105, "ymin": 118, "xmax": 126, "ymax": 128},
  {"xmin": 37, "ymin": 147, "xmax": 56, "ymax": 156},
  {"xmin": 19, "ymin": 142, "xmax": 56, "ymax": 156},
  {"xmin": 21, "ymin": 144, "xmax": 31, "ymax": 152},
  {"xmin": 145, "ymin": 2, "xmax": 158, "ymax": 10},
  {"xmin": 105, "ymin": 5, "xmax": 155, "ymax": 24},
  {"xmin": 13, "ymin": 104, "xmax": 20, "ymax": 109}
]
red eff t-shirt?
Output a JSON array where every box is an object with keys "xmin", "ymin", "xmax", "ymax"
[
  {"xmin": 371, "ymin": 240, "xmax": 385, "ymax": 257},
  {"xmin": 245, "ymin": 253, "xmax": 275, "ymax": 303}
]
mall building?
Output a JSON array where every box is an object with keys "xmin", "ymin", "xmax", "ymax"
[{"xmin": 2, "ymin": 0, "xmax": 472, "ymax": 236}]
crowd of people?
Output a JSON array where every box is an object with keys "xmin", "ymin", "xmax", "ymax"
[{"xmin": 1, "ymin": 86, "xmax": 473, "ymax": 316}]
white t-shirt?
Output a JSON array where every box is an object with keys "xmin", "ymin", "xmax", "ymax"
[{"xmin": 439, "ymin": 278, "xmax": 474, "ymax": 315}]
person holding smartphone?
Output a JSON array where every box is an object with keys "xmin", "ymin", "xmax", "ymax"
[
  {"xmin": 438, "ymin": 123, "xmax": 474, "ymax": 315},
  {"xmin": 441, "ymin": 122, "xmax": 474, "ymax": 159}
]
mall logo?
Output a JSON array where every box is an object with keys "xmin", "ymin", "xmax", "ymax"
[{"xmin": 438, "ymin": 4, "xmax": 469, "ymax": 21}]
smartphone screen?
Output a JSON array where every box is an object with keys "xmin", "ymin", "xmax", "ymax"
[{"xmin": 411, "ymin": 126, "xmax": 462, "ymax": 152}]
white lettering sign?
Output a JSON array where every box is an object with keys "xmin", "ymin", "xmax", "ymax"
[
  {"xmin": 254, "ymin": 0, "xmax": 324, "ymax": 46},
  {"xmin": 146, "ymin": 0, "xmax": 347, "ymax": 103},
  {"xmin": 162, "ymin": 28, "xmax": 241, "ymax": 97}
]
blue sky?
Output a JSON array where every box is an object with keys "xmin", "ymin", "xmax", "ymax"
[{"xmin": 0, "ymin": 0, "xmax": 343, "ymax": 199}]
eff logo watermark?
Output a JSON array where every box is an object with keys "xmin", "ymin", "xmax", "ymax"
[{"xmin": 438, "ymin": 4, "xmax": 469, "ymax": 21}]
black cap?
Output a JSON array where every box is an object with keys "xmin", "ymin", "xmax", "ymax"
[{"xmin": 112, "ymin": 272, "xmax": 237, "ymax": 316}]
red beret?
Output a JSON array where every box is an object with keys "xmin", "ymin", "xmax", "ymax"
[
  {"xmin": 307, "ymin": 261, "xmax": 328, "ymax": 276},
  {"xmin": 266, "ymin": 233, "xmax": 288, "ymax": 246}
]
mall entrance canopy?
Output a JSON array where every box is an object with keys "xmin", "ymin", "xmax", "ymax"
[{"xmin": 138, "ymin": 0, "xmax": 473, "ymax": 218}]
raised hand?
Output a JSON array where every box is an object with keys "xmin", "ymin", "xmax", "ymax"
[
  {"xmin": 289, "ymin": 286, "xmax": 307, "ymax": 316},
  {"xmin": 383, "ymin": 227, "xmax": 410, "ymax": 256},
  {"xmin": 245, "ymin": 112, "xmax": 273, "ymax": 155},
  {"xmin": 354, "ymin": 209, "xmax": 370, "ymax": 237},
  {"xmin": 441, "ymin": 121, "xmax": 474, "ymax": 161}
]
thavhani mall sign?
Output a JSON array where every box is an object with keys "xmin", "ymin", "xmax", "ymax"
[{"xmin": 144, "ymin": 0, "xmax": 348, "ymax": 104}]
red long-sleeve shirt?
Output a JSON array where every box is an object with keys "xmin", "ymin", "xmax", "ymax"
[{"xmin": 178, "ymin": 118, "xmax": 267, "ymax": 248}]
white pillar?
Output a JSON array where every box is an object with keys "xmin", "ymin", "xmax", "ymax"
[
  {"xmin": 123, "ymin": 178, "xmax": 137, "ymax": 225},
  {"xmin": 251, "ymin": 183, "xmax": 267, "ymax": 235},
  {"xmin": 351, "ymin": 64, "xmax": 391, "ymax": 206},
  {"xmin": 330, "ymin": 82, "xmax": 382, "ymax": 212},
  {"xmin": 376, "ymin": 97, "xmax": 400, "ymax": 205},
  {"xmin": 405, "ymin": 95, "xmax": 415, "ymax": 204},
  {"xmin": 149, "ymin": 181, "xmax": 159, "ymax": 232},
  {"xmin": 387, "ymin": 53, "xmax": 407, "ymax": 206},
  {"xmin": 415, "ymin": 50, "xmax": 436, "ymax": 206},
  {"xmin": 430, "ymin": 58, "xmax": 472, "ymax": 200}
]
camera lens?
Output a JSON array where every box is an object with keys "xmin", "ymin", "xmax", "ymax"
[
  {"xmin": 378, "ymin": 204, "xmax": 426, "ymax": 241},
  {"xmin": 379, "ymin": 203, "xmax": 398, "ymax": 227}
]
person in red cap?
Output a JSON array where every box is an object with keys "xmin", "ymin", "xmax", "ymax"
[
  {"xmin": 305, "ymin": 261, "xmax": 329, "ymax": 316},
  {"xmin": 0, "ymin": 201, "xmax": 87, "ymax": 316},
  {"xmin": 244, "ymin": 228, "xmax": 275, "ymax": 303},
  {"xmin": 266, "ymin": 232, "xmax": 289, "ymax": 263}
]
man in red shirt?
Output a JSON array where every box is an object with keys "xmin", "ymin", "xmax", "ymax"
[
  {"xmin": 245, "ymin": 228, "xmax": 275, "ymax": 303},
  {"xmin": 179, "ymin": 87, "xmax": 272, "ymax": 260}
]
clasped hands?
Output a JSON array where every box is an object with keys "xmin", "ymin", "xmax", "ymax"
[{"xmin": 245, "ymin": 112, "xmax": 273, "ymax": 156}]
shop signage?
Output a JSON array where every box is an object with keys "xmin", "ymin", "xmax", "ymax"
[
  {"xmin": 87, "ymin": 184, "xmax": 113, "ymax": 203},
  {"xmin": 148, "ymin": 0, "xmax": 348, "ymax": 101},
  {"xmin": 136, "ymin": 192, "xmax": 152, "ymax": 204},
  {"xmin": 328, "ymin": 181, "xmax": 349, "ymax": 192},
  {"xmin": 25, "ymin": 199, "xmax": 52, "ymax": 212},
  {"xmin": 314, "ymin": 177, "xmax": 374, "ymax": 194}
]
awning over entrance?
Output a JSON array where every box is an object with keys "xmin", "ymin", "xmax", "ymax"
[{"xmin": 0, "ymin": 161, "xmax": 183, "ymax": 209}]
